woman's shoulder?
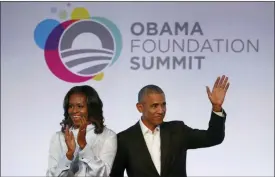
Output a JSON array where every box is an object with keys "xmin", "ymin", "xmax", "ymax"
[
  {"xmin": 102, "ymin": 126, "xmax": 117, "ymax": 137},
  {"xmin": 49, "ymin": 131, "xmax": 64, "ymax": 142},
  {"xmin": 53, "ymin": 130, "xmax": 64, "ymax": 136}
]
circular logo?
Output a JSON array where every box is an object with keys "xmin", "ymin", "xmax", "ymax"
[
  {"xmin": 34, "ymin": 15, "xmax": 122, "ymax": 83},
  {"xmin": 59, "ymin": 19, "xmax": 116, "ymax": 77}
]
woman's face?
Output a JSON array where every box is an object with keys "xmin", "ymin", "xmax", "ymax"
[{"xmin": 67, "ymin": 93, "xmax": 89, "ymax": 128}]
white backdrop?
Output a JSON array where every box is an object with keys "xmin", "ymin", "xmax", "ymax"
[{"xmin": 1, "ymin": 2, "xmax": 274, "ymax": 176}]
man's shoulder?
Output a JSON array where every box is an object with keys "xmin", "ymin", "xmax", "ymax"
[
  {"xmin": 116, "ymin": 120, "xmax": 186, "ymax": 138},
  {"xmin": 162, "ymin": 120, "xmax": 185, "ymax": 127},
  {"xmin": 161, "ymin": 121, "xmax": 189, "ymax": 135},
  {"xmin": 117, "ymin": 123, "xmax": 137, "ymax": 137}
]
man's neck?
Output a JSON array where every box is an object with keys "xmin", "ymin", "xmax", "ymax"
[{"xmin": 141, "ymin": 117, "xmax": 156, "ymax": 131}]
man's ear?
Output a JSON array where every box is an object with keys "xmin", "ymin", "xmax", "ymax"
[{"xmin": 136, "ymin": 103, "xmax": 143, "ymax": 113}]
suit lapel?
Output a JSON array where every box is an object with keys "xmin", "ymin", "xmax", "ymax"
[
  {"xmin": 132, "ymin": 122, "xmax": 160, "ymax": 176},
  {"xmin": 160, "ymin": 122, "xmax": 171, "ymax": 177}
]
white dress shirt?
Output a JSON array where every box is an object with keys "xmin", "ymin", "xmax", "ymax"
[
  {"xmin": 46, "ymin": 124, "xmax": 117, "ymax": 177},
  {"xmin": 139, "ymin": 111, "xmax": 224, "ymax": 175},
  {"xmin": 139, "ymin": 120, "xmax": 161, "ymax": 175}
]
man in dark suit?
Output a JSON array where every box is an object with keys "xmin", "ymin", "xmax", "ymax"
[{"xmin": 110, "ymin": 75, "xmax": 230, "ymax": 177}]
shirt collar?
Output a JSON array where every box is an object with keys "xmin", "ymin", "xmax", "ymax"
[
  {"xmin": 139, "ymin": 118, "xmax": 160, "ymax": 135},
  {"xmin": 70, "ymin": 123, "xmax": 95, "ymax": 134}
]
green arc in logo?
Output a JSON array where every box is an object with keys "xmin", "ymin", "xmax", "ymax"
[{"xmin": 92, "ymin": 16, "xmax": 122, "ymax": 66}]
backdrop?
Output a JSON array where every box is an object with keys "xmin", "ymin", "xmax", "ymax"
[{"xmin": 1, "ymin": 2, "xmax": 274, "ymax": 176}]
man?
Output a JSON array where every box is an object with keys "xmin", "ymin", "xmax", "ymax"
[{"xmin": 110, "ymin": 75, "xmax": 230, "ymax": 177}]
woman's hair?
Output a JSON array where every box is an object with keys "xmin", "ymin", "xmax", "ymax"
[{"xmin": 60, "ymin": 85, "xmax": 105, "ymax": 134}]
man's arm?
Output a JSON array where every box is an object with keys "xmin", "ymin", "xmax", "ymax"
[
  {"xmin": 181, "ymin": 75, "xmax": 229, "ymax": 149},
  {"xmin": 184, "ymin": 110, "xmax": 226, "ymax": 149},
  {"xmin": 110, "ymin": 134, "xmax": 127, "ymax": 177}
]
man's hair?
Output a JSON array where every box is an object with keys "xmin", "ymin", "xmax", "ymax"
[
  {"xmin": 138, "ymin": 84, "xmax": 164, "ymax": 103},
  {"xmin": 60, "ymin": 85, "xmax": 105, "ymax": 134}
]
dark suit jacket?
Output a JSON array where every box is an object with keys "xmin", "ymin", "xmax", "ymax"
[{"xmin": 110, "ymin": 111, "xmax": 226, "ymax": 177}]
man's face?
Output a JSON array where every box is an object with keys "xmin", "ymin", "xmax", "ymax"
[
  {"xmin": 136, "ymin": 93, "xmax": 166, "ymax": 130},
  {"xmin": 68, "ymin": 93, "xmax": 89, "ymax": 128}
]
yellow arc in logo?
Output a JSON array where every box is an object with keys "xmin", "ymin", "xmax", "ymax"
[{"xmin": 93, "ymin": 72, "xmax": 104, "ymax": 81}]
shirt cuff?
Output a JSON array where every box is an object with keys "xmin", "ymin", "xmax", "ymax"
[
  {"xmin": 213, "ymin": 109, "xmax": 224, "ymax": 117},
  {"xmin": 56, "ymin": 154, "xmax": 72, "ymax": 172},
  {"xmin": 79, "ymin": 144, "xmax": 96, "ymax": 163}
]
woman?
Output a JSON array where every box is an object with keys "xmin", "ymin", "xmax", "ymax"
[{"xmin": 46, "ymin": 85, "xmax": 117, "ymax": 177}]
